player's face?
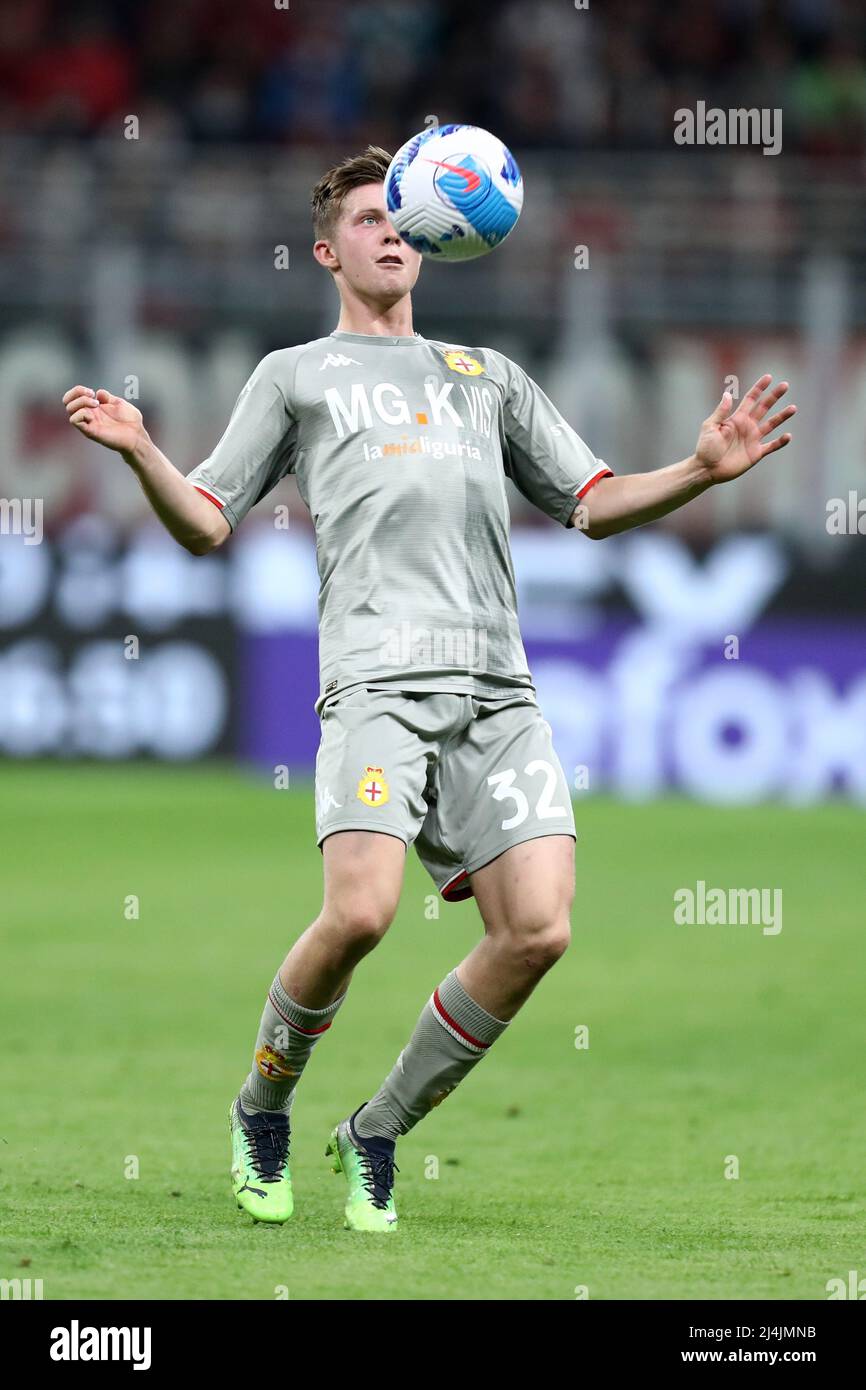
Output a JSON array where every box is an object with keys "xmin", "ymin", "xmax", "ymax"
[{"xmin": 326, "ymin": 184, "xmax": 421, "ymax": 303}]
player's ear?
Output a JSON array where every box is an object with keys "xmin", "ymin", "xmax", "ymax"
[{"xmin": 313, "ymin": 238, "xmax": 339, "ymax": 271}]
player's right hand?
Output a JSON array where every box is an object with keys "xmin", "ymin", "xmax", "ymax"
[{"xmin": 62, "ymin": 386, "xmax": 144, "ymax": 455}]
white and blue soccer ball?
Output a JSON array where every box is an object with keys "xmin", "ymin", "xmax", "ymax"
[{"xmin": 385, "ymin": 124, "xmax": 523, "ymax": 261}]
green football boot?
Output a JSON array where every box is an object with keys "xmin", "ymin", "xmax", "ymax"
[
  {"xmin": 325, "ymin": 1103, "xmax": 400, "ymax": 1232},
  {"xmin": 229, "ymin": 1097, "xmax": 293, "ymax": 1224}
]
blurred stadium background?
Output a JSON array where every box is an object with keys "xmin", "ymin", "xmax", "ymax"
[
  {"xmin": 1, "ymin": 0, "xmax": 865, "ymax": 790},
  {"xmin": 2, "ymin": 0, "xmax": 866, "ymax": 1303}
]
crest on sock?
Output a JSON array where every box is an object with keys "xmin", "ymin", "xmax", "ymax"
[
  {"xmin": 256, "ymin": 1044, "xmax": 296, "ymax": 1080},
  {"xmin": 427, "ymin": 1085, "xmax": 455, "ymax": 1110}
]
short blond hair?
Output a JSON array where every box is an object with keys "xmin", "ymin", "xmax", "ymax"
[{"xmin": 311, "ymin": 145, "xmax": 393, "ymax": 242}]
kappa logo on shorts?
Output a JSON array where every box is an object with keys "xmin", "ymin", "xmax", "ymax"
[
  {"xmin": 357, "ymin": 766, "xmax": 390, "ymax": 808},
  {"xmin": 316, "ymin": 783, "xmax": 343, "ymax": 818}
]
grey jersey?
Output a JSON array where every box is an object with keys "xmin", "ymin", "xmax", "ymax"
[{"xmin": 186, "ymin": 331, "xmax": 613, "ymax": 713}]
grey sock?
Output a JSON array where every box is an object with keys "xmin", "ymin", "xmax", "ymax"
[
  {"xmin": 354, "ymin": 968, "xmax": 508, "ymax": 1140},
  {"xmin": 240, "ymin": 973, "xmax": 347, "ymax": 1115}
]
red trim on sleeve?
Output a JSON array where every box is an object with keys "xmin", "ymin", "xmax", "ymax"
[
  {"xmin": 194, "ymin": 485, "xmax": 225, "ymax": 510},
  {"xmin": 575, "ymin": 466, "xmax": 614, "ymax": 500}
]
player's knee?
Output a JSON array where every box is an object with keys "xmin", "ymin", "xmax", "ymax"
[
  {"xmin": 534, "ymin": 918, "xmax": 572, "ymax": 969},
  {"xmin": 511, "ymin": 914, "xmax": 572, "ymax": 972},
  {"xmin": 328, "ymin": 898, "xmax": 396, "ymax": 953}
]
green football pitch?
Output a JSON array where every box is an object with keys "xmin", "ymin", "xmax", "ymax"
[{"xmin": 1, "ymin": 764, "xmax": 862, "ymax": 1301}]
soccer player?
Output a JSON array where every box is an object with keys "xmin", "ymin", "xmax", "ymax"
[{"xmin": 63, "ymin": 146, "xmax": 796, "ymax": 1233}]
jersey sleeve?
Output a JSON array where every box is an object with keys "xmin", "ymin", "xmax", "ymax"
[
  {"xmin": 186, "ymin": 351, "xmax": 298, "ymax": 531},
  {"xmin": 492, "ymin": 351, "xmax": 613, "ymax": 527}
]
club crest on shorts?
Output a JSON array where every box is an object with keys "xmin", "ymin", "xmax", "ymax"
[
  {"xmin": 357, "ymin": 766, "xmax": 390, "ymax": 808},
  {"xmin": 442, "ymin": 349, "xmax": 484, "ymax": 376}
]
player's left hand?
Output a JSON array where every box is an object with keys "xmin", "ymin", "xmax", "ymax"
[{"xmin": 694, "ymin": 374, "xmax": 796, "ymax": 484}]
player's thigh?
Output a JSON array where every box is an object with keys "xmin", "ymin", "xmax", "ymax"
[
  {"xmin": 320, "ymin": 829, "xmax": 407, "ymax": 934},
  {"xmin": 439, "ymin": 693, "xmax": 576, "ymax": 932},
  {"xmin": 470, "ymin": 833, "xmax": 575, "ymax": 942},
  {"xmin": 315, "ymin": 687, "xmax": 436, "ymax": 931}
]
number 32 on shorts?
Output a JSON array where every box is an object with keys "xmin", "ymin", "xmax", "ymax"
[{"xmin": 487, "ymin": 761, "xmax": 568, "ymax": 830}]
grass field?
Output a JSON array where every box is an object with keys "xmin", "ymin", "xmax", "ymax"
[{"xmin": 1, "ymin": 764, "xmax": 863, "ymax": 1301}]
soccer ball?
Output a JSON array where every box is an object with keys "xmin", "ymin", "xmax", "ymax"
[{"xmin": 385, "ymin": 124, "xmax": 523, "ymax": 261}]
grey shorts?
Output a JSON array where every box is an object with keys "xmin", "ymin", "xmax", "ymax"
[{"xmin": 314, "ymin": 687, "xmax": 576, "ymax": 902}]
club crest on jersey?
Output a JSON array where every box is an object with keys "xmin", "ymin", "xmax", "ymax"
[
  {"xmin": 443, "ymin": 350, "xmax": 484, "ymax": 376},
  {"xmin": 357, "ymin": 766, "xmax": 390, "ymax": 808}
]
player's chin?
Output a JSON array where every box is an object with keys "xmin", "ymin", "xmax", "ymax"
[{"xmin": 371, "ymin": 267, "xmax": 413, "ymax": 297}]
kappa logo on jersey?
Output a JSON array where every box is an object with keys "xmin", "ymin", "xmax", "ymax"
[
  {"xmin": 443, "ymin": 350, "xmax": 484, "ymax": 376},
  {"xmin": 320, "ymin": 353, "xmax": 362, "ymax": 369},
  {"xmin": 357, "ymin": 766, "xmax": 390, "ymax": 808},
  {"xmin": 324, "ymin": 379, "xmax": 495, "ymax": 439}
]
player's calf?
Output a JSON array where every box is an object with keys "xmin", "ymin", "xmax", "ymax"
[
  {"xmin": 341, "ymin": 968, "xmax": 511, "ymax": 1152},
  {"xmin": 239, "ymin": 970, "xmax": 347, "ymax": 1116}
]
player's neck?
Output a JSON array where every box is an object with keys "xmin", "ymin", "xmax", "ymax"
[{"xmin": 335, "ymin": 290, "xmax": 414, "ymax": 339}]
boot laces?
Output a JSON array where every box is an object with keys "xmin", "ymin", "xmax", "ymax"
[
  {"xmin": 358, "ymin": 1148, "xmax": 399, "ymax": 1209},
  {"xmin": 245, "ymin": 1114, "xmax": 290, "ymax": 1183}
]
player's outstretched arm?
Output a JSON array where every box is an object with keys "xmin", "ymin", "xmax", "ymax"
[
  {"xmin": 62, "ymin": 385, "xmax": 230, "ymax": 555},
  {"xmin": 576, "ymin": 374, "xmax": 796, "ymax": 539}
]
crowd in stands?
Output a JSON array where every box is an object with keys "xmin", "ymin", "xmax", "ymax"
[{"xmin": 0, "ymin": 0, "xmax": 864, "ymax": 156}]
